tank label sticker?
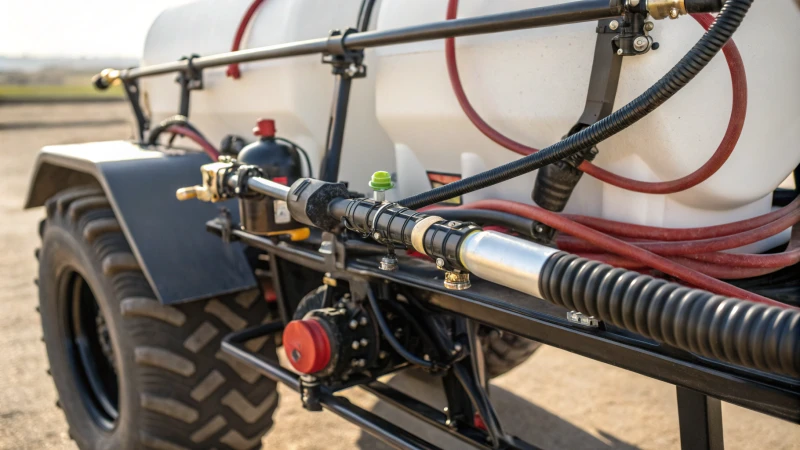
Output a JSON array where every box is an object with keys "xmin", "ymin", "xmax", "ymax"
[
  {"xmin": 273, "ymin": 200, "xmax": 291, "ymax": 224},
  {"xmin": 427, "ymin": 171, "xmax": 462, "ymax": 205}
]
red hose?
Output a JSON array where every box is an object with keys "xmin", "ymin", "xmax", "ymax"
[
  {"xmin": 556, "ymin": 210, "xmax": 800, "ymax": 256},
  {"xmin": 226, "ymin": 0, "xmax": 266, "ymax": 79},
  {"xmin": 166, "ymin": 125, "xmax": 221, "ymax": 161},
  {"xmin": 575, "ymin": 253, "xmax": 780, "ymax": 280},
  {"xmin": 562, "ymin": 196, "xmax": 800, "ymax": 241},
  {"xmin": 457, "ymin": 199, "xmax": 790, "ymax": 308},
  {"xmin": 445, "ymin": 1, "xmax": 747, "ymax": 195}
]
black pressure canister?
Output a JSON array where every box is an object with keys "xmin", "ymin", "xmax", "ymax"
[{"xmin": 237, "ymin": 119, "xmax": 307, "ymax": 239}]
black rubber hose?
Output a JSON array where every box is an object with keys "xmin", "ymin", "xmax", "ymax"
[
  {"xmin": 146, "ymin": 115, "xmax": 209, "ymax": 145},
  {"xmin": 429, "ymin": 208, "xmax": 538, "ymax": 238},
  {"xmin": 366, "ymin": 287, "xmax": 438, "ymax": 370},
  {"xmin": 539, "ymin": 252, "xmax": 800, "ymax": 378},
  {"xmin": 399, "ymin": 0, "xmax": 753, "ymax": 209}
]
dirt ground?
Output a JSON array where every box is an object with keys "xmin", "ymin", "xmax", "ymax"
[{"xmin": 0, "ymin": 103, "xmax": 797, "ymax": 450}]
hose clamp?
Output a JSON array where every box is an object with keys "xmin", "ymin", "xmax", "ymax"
[{"xmin": 411, "ymin": 216, "xmax": 444, "ymax": 255}]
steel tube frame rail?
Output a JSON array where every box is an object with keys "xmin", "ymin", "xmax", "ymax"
[
  {"xmin": 222, "ymin": 322, "xmax": 441, "ymax": 450},
  {"xmin": 206, "ymin": 220, "xmax": 800, "ymax": 425},
  {"xmin": 114, "ymin": 0, "xmax": 621, "ymax": 81}
]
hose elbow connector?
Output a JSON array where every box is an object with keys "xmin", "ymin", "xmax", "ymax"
[{"xmin": 539, "ymin": 253, "xmax": 800, "ymax": 378}]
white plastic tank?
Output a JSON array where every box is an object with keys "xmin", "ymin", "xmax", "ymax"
[
  {"xmin": 141, "ymin": 0, "xmax": 396, "ymax": 195},
  {"xmin": 372, "ymin": 0, "xmax": 800, "ymax": 250},
  {"xmin": 142, "ymin": 0, "xmax": 800, "ymax": 250}
]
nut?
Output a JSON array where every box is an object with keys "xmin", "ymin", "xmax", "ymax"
[
  {"xmin": 633, "ymin": 36, "xmax": 650, "ymax": 52},
  {"xmin": 609, "ymin": 20, "xmax": 619, "ymax": 31}
]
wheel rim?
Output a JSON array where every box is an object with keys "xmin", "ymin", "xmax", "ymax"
[{"xmin": 60, "ymin": 269, "xmax": 119, "ymax": 430}]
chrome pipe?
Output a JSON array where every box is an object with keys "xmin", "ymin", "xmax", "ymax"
[
  {"xmin": 227, "ymin": 174, "xmax": 291, "ymax": 201},
  {"xmin": 459, "ymin": 231, "xmax": 558, "ymax": 299}
]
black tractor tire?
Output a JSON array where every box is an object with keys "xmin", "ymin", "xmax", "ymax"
[
  {"xmin": 481, "ymin": 329, "xmax": 542, "ymax": 378},
  {"xmin": 37, "ymin": 186, "xmax": 279, "ymax": 450}
]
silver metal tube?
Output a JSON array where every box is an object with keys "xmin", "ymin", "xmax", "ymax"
[
  {"xmin": 227, "ymin": 175, "xmax": 290, "ymax": 201},
  {"xmin": 459, "ymin": 231, "xmax": 558, "ymax": 299},
  {"xmin": 113, "ymin": 0, "xmax": 620, "ymax": 81},
  {"xmin": 121, "ymin": 38, "xmax": 330, "ymax": 80}
]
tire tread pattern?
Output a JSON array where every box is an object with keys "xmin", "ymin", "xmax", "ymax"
[{"xmin": 41, "ymin": 187, "xmax": 278, "ymax": 449}]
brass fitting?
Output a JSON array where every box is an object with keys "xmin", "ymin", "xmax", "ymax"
[
  {"xmin": 646, "ymin": 0, "xmax": 686, "ymax": 20},
  {"xmin": 176, "ymin": 162, "xmax": 235, "ymax": 202},
  {"xmin": 92, "ymin": 68, "xmax": 122, "ymax": 90}
]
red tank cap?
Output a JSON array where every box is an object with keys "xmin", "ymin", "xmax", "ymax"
[
  {"xmin": 283, "ymin": 319, "xmax": 331, "ymax": 374},
  {"xmin": 253, "ymin": 118, "xmax": 276, "ymax": 138}
]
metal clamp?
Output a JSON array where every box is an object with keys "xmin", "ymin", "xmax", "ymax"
[
  {"xmin": 322, "ymin": 28, "xmax": 367, "ymax": 78},
  {"xmin": 176, "ymin": 54, "xmax": 204, "ymax": 117}
]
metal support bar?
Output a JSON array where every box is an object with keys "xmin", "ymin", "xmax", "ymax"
[
  {"xmin": 222, "ymin": 322, "xmax": 440, "ymax": 450},
  {"xmin": 676, "ymin": 387, "xmax": 725, "ymax": 450},
  {"xmin": 319, "ymin": 29, "xmax": 365, "ymax": 182},
  {"xmin": 121, "ymin": 79, "xmax": 148, "ymax": 141},
  {"xmin": 115, "ymin": 0, "xmax": 621, "ymax": 81},
  {"xmin": 175, "ymin": 55, "xmax": 203, "ymax": 118}
]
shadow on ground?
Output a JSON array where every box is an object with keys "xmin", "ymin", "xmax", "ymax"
[{"xmin": 356, "ymin": 371, "xmax": 639, "ymax": 450}]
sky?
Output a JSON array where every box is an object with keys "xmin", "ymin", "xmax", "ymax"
[{"xmin": 0, "ymin": 0, "xmax": 191, "ymax": 58}]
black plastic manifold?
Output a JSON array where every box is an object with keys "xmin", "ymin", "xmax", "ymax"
[{"xmin": 539, "ymin": 253, "xmax": 800, "ymax": 378}]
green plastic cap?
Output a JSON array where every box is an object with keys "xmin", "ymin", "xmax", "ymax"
[{"xmin": 369, "ymin": 171, "xmax": 394, "ymax": 191}]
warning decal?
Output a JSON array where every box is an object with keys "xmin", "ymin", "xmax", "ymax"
[{"xmin": 426, "ymin": 171, "xmax": 462, "ymax": 206}]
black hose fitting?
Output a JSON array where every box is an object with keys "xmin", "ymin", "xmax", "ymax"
[
  {"xmin": 399, "ymin": 0, "xmax": 753, "ymax": 209},
  {"xmin": 539, "ymin": 252, "xmax": 800, "ymax": 378}
]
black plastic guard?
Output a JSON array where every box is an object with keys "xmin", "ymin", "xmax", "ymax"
[{"xmin": 25, "ymin": 140, "xmax": 256, "ymax": 304}]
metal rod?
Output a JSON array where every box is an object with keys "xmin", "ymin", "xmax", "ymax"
[
  {"xmin": 345, "ymin": 0, "xmax": 620, "ymax": 49},
  {"xmin": 116, "ymin": 0, "xmax": 620, "ymax": 81},
  {"xmin": 227, "ymin": 174, "xmax": 291, "ymax": 200},
  {"xmin": 221, "ymin": 325, "xmax": 440, "ymax": 450},
  {"xmin": 320, "ymin": 75, "xmax": 353, "ymax": 182},
  {"xmin": 676, "ymin": 387, "xmax": 725, "ymax": 450}
]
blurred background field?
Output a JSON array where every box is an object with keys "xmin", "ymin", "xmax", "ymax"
[{"xmin": 0, "ymin": 56, "xmax": 129, "ymax": 102}]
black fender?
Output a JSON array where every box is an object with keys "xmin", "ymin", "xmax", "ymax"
[{"xmin": 25, "ymin": 140, "xmax": 256, "ymax": 304}]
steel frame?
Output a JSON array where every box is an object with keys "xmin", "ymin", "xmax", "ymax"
[{"xmin": 207, "ymin": 221, "xmax": 799, "ymax": 450}]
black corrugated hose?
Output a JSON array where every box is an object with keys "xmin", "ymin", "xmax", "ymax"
[
  {"xmin": 399, "ymin": 0, "xmax": 753, "ymax": 209},
  {"xmin": 539, "ymin": 253, "xmax": 800, "ymax": 378}
]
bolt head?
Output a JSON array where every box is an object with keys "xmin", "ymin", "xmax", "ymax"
[
  {"xmin": 609, "ymin": 20, "xmax": 619, "ymax": 31},
  {"xmin": 351, "ymin": 341, "xmax": 360, "ymax": 350},
  {"xmin": 372, "ymin": 232, "xmax": 382, "ymax": 240},
  {"xmin": 644, "ymin": 21, "xmax": 655, "ymax": 32},
  {"xmin": 379, "ymin": 351, "xmax": 388, "ymax": 359},
  {"xmin": 454, "ymin": 343, "xmax": 463, "ymax": 352},
  {"xmin": 349, "ymin": 320, "xmax": 359, "ymax": 330},
  {"xmin": 669, "ymin": 7, "xmax": 679, "ymax": 19},
  {"xmin": 359, "ymin": 316, "xmax": 368, "ymax": 326},
  {"xmin": 617, "ymin": 48, "xmax": 624, "ymax": 56},
  {"xmin": 360, "ymin": 338, "xmax": 369, "ymax": 347},
  {"xmin": 634, "ymin": 36, "xmax": 650, "ymax": 52},
  {"xmin": 447, "ymin": 221, "xmax": 459, "ymax": 227},
  {"xmin": 423, "ymin": 354, "xmax": 431, "ymax": 361},
  {"xmin": 436, "ymin": 258, "xmax": 445, "ymax": 268}
]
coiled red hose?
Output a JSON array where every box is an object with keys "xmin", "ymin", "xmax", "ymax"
[
  {"xmin": 563, "ymin": 196, "xmax": 800, "ymax": 241},
  {"xmin": 226, "ymin": 0, "xmax": 266, "ymax": 79},
  {"xmin": 445, "ymin": 1, "xmax": 747, "ymax": 195},
  {"xmin": 457, "ymin": 199, "xmax": 790, "ymax": 308}
]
